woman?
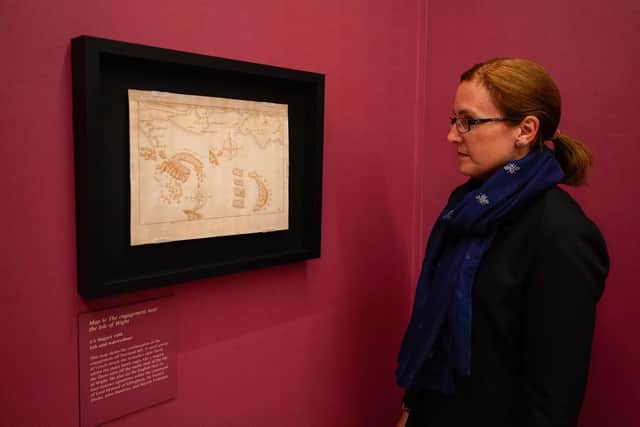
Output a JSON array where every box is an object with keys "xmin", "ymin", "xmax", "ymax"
[{"xmin": 395, "ymin": 58, "xmax": 609, "ymax": 427}]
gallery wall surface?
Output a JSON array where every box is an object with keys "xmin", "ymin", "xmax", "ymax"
[
  {"xmin": 0, "ymin": 0, "xmax": 426, "ymax": 425},
  {"xmin": 420, "ymin": 0, "xmax": 640, "ymax": 426}
]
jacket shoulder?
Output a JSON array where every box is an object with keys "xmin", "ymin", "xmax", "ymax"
[
  {"xmin": 535, "ymin": 187, "xmax": 599, "ymax": 235},
  {"xmin": 532, "ymin": 187, "xmax": 610, "ymax": 292}
]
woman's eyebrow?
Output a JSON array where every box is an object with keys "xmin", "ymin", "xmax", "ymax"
[{"xmin": 452, "ymin": 109, "xmax": 473, "ymax": 116}]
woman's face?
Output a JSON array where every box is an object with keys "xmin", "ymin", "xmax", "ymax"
[{"xmin": 448, "ymin": 80, "xmax": 526, "ymax": 180}]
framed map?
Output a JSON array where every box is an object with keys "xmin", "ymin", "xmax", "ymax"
[
  {"xmin": 72, "ymin": 36, "xmax": 324, "ymax": 297},
  {"xmin": 129, "ymin": 90, "xmax": 289, "ymax": 245}
]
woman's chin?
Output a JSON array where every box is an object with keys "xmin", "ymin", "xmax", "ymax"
[{"xmin": 456, "ymin": 163, "xmax": 476, "ymax": 178}]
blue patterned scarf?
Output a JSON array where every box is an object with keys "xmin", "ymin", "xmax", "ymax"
[{"xmin": 396, "ymin": 148, "xmax": 564, "ymax": 394}]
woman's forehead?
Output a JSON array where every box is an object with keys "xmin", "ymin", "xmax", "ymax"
[{"xmin": 454, "ymin": 80, "xmax": 500, "ymax": 116}]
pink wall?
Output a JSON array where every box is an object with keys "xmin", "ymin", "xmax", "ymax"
[
  {"xmin": 421, "ymin": 1, "xmax": 640, "ymax": 425},
  {"xmin": 0, "ymin": 0, "xmax": 425, "ymax": 425}
]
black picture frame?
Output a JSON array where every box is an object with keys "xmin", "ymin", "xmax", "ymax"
[{"xmin": 72, "ymin": 36, "xmax": 324, "ymax": 298}]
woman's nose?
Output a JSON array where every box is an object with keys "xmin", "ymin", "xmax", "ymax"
[{"xmin": 447, "ymin": 125, "xmax": 461, "ymax": 144}]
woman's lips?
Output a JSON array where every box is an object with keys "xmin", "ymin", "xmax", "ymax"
[{"xmin": 457, "ymin": 152, "xmax": 470, "ymax": 157}]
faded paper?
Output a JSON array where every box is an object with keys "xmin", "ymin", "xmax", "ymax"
[{"xmin": 128, "ymin": 89, "xmax": 289, "ymax": 245}]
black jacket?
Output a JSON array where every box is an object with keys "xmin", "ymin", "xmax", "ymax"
[{"xmin": 404, "ymin": 182, "xmax": 609, "ymax": 427}]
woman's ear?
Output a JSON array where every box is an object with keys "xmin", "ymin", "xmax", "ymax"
[{"xmin": 515, "ymin": 115, "xmax": 540, "ymax": 146}]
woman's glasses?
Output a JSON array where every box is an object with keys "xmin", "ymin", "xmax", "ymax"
[{"xmin": 449, "ymin": 116, "xmax": 509, "ymax": 134}]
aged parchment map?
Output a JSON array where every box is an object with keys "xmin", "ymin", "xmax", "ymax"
[{"xmin": 128, "ymin": 89, "xmax": 289, "ymax": 245}]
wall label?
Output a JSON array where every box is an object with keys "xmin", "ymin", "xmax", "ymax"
[{"xmin": 78, "ymin": 296, "xmax": 176, "ymax": 426}]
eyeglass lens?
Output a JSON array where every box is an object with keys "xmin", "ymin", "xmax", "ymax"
[{"xmin": 451, "ymin": 118, "xmax": 469, "ymax": 133}]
